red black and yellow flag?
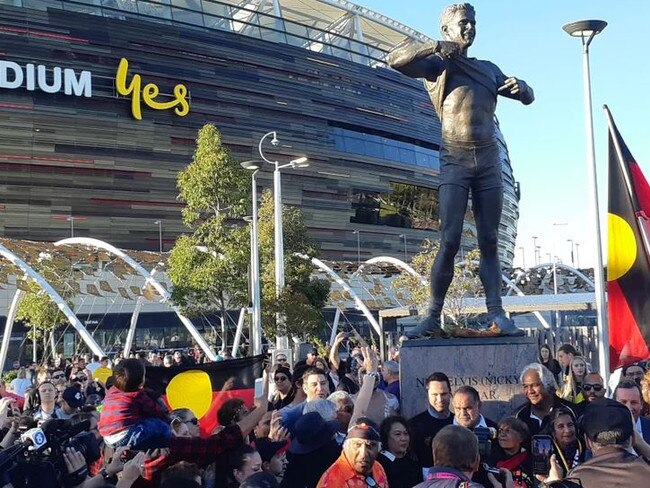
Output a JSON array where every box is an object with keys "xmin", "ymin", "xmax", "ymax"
[
  {"xmin": 606, "ymin": 106, "xmax": 650, "ymax": 370},
  {"xmin": 145, "ymin": 355, "xmax": 265, "ymax": 437}
]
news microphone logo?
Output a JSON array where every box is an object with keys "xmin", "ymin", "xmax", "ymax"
[{"xmin": 21, "ymin": 427, "xmax": 47, "ymax": 450}]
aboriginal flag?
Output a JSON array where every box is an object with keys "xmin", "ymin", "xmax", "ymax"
[
  {"xmin": 145, "ymin": 355, "xmax": 265, "ymax": 436},
  {"xmin": 605, "ymin": 106, "xmax": 650, "ymax": 370}
]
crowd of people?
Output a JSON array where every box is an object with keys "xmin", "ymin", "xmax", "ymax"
[{"xmin": 1, "ymin": 337, "xmax": 650, "ymax": 488}]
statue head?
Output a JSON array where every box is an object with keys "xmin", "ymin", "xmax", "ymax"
[{"xmin": 440, "ymin": 3, "xmax": 476, "ymax": 49}]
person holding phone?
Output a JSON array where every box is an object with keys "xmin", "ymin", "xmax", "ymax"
[
  {"xmin": 493, "ymin": 418, "xmax": 534, "ymax": 488},
  {"xmin": 547, "ymin": 408, "xmax": 585, "ymax": 477}
]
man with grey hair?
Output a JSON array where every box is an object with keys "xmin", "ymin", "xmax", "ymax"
[
  {"xmin": 514, "ymin": 363, "xmax": 577, "ymax": 437},
  {"xmin": 386, "ymin": 3, "xmax": 533, "ymax": 339},
  {"xmin": 381, "ymin": 360, "xmax": 400, "ymax": 402}
]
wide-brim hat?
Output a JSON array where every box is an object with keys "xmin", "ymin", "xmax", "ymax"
[{"xmin": 289, "ymin": 411, "xmax": 338, "ymax": 454}]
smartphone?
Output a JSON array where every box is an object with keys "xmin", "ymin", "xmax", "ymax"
[
  {"xmin": 254, "ymin": 377, "xmax": 264, "ymax": 398},
  {"xmin": 531, "ymin": 435, "xmax": 553, "ymax": 475}
]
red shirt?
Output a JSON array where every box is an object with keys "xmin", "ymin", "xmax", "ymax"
[
  {"xmin": 317, "ymin": 451, "xmax": 389, "ymax": 488},
  {"xmin": 98, "ymin": 386, "xmax": 166, "ymax": 437}
]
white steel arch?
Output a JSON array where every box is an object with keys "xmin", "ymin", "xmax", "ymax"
[
  {"xmin": 0, "ymin": 242, "xmax": 105, "ymax": 358},
  {"xmin": 529, "ymin": 263, "xmax": 596, "ymax": 288},
  {"xmin": 355, "ymin": 256, "xmax": 428, "ymax": 286},
  {"xmin": 295, "ymin": 253, "xmax": 381, "ymax": 336},
  {"xmin": 54, "ymin": 238, "xmax": 216, "ymax": 361}
]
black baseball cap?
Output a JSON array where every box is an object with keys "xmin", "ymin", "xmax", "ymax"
[{"xmin": 580, "ymin": 398, "xmax": 633, "ymax": 442}]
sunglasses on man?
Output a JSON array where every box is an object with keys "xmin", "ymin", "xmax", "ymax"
[{"xmin": 582, "ymin": 384, "xmax": 603, "ymax": 392}]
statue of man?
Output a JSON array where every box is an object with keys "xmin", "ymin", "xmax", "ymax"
[{"xmin": 386, "ymin": 3, "xmax": 533, "ymax": 337}]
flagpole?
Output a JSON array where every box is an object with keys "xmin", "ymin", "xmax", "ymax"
[
  {"xmin": 563, "ymin": 20, "xmax": 609, "ymax": 382},
  {"xmin": 604, "ymin": 106, "xmax": 650, "ymax": 260}
]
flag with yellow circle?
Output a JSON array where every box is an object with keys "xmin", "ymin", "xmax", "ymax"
[{"xmin": 606, "ymin": 107, "xmax": 650, "ymax": 371}]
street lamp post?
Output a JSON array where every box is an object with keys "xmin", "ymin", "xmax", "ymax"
[
  {"xmin": 258, "ymin": 131, "xmax": 309, "ymax": 350},
  {"xmin": 398, "ymin": 234, "xmax": 408, "ymax": 263},
  {"xmin": 535, "ymin": 246, "xmax": 541, "ymax": 265},
  {"xmin": 154, "ymin": 220, "xmax": 163, "ymax": 253},
  {"xmin": 518, "ymin": 246, "xmax": 526, "ymax": 269},
  {"xmin": 241, "ymin": 161, "xmax": 263, "ymax": 356},
  {"xmin": 567, "ymin": 239, "xmax": 575, "ymax": 267},
  {"xmin": 353, "ymin": 230, "xmax": 361, "ymax": 265},
  {"xmin": 67, "ymin": 216, "xmax": 77, "ymax": 237},
  {"xmin": 563, "ymin": 19, "xmax": 609, "ymax": 379},
  {"xmin": 532, "ymin": 236, "xmax": 538, "ymax": 265},
  {"xmin": 575, "ymin": 242, "xmax": 580, "ymax": 268}
]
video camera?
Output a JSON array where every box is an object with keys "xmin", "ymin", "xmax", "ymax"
[
  {"xmin": 473, "ymin": 426, "xmax": 496, "ymax": 459},
  {"xmin": 0, "ymin": 418, "xmax": 100, "ymax": 488}
]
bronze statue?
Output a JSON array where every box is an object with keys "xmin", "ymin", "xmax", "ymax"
[{"xmin": 386, "ymin": 3, "xmax": 533, "ymax": 337}]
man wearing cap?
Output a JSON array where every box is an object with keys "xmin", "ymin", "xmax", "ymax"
[
  {"xmin": 59, "ymin": 386, "xmax": 86, "ymax": 419},
  {"xmin": 316, "ymin": 417, "xmax": 389, "ymax": 488},
  {"xmin": 281, "ymin": 411, "xmax": 341, "ymax": 488},
  {"xmin": 543, "ymin": 398, "xmax": 650, "ymax": 486}
]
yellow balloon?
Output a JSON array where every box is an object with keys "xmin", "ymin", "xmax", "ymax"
[
  {"xmin": 607, "ymin": 213, "xmax": 637, "ymax": 281},
  {"xmin": 166, "ymin": 370, "xmax": 213, "ymax": 419}
]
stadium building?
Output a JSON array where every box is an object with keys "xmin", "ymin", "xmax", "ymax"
[{"xmin": 0, "ymin": 0, "xmax": 520, "ymax": 264}]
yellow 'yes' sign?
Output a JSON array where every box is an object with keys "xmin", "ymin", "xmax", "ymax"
[{"xmin": 115, "ymin": 58, "xmax": 190, "ymax": 120}]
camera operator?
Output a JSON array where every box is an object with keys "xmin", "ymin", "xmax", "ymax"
[
  {"xmin": 452, "ymin": 386, "xmax": 499, "ymax": 487},
  {"xmin": 413, "ymin": 425, "xmax": 514, "ymax": 488}
]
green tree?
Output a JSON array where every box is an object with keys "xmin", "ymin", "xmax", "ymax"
[
  {"xmin": 392, "ymin": 239, "xmax": 483, "ymax": 329},
  {"xmin": 15, "ymin": 256, "xmax": 74, "ymax": 364},
  {"xmin": 257, "ymin": 190, "xmax": 330, "ymax": 341},
  {"xmin": 168, "ymin": 124, "xmax": 251, "ymax": 346}
]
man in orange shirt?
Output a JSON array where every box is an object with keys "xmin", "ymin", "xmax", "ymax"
[{"xmin": 317, "ymin": 417, "xmax": 389, "ymax": 488}]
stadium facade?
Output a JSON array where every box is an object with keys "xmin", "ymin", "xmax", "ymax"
[{"xmin": 0, "ymin": 0, "xmax": 520, "ymax": 264}]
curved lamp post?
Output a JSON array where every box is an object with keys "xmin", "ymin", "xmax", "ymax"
[
  {"xmin": 241, "ymin": 160, "xmax": 263, "ymax": 356},
  {"xmin": 562, "ymin": 19, "xmax": 609, "ymax": 379},
  {"xmin": 258, "ymin": 131, "xmax": 309, "ymax": 350}
]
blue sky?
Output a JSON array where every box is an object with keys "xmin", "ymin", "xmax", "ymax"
[{"xmin": 356, "ymin": 0, "xmax": 650, "ymax": 269}]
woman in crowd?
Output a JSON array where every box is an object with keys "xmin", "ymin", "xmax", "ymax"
[
  {"xmin": 270, "ymin": 366, "xmax": 295, "ymax": 410},
  {"xmin": 170, "ymin": 407, "xmax": 201, "ymax": 438},
  {"xmin": 547, "ymin": 407, "xmax": 585, "ymax": 478},
  {"xmin": 539, "ymin": 344, "xmax": 562, "ymax": 383},
  {"xmin": 493, "ymin": 417, "xmax": 534, "ymax": 488},
  {"xmin": 558, "ymin": 356, "xmax": 588, "ymax": 404},
  {"xmin": 377, "ymin": 416, "xmax": 421, "ymax": 488},
  {"xmin": 556, "ymin": 344, "xmax": 578, "ymax": 385},
  {"xmin": 229, "ymin": 444, "xmax": 263, "ymax": 487}
]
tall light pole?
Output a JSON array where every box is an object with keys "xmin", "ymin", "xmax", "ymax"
[
  {"xmin": 518, "ymin": 246, "xmax": 526, "ymax": 269},
  {"xmin": 241, "ymin": 161, "xmax": 263, "ymax": 356},
  {"xmin": 258, "ymin": 131, "xmax": 309, "ymax": 350},
  {"xmin": 67, "ymin": 216, "xmax": 77, "ymax": 237},
  {"xmin": 575, "ymin": 242, "xmax": 581, "ymax": 268},
  {"xmin": 532, "ymin": 236, "xmax": 538, "ymax": 265},
  {"xmin": 563, "ymin": 19, "xmax": 609, "ymax": 379},
  {"xmin": 398, "ymin": 234, "xmax": 408, "ymax": 263},
  {"xmin": 154, "ymin": 220, "xmax": 163, "ymax": 253},
  {"xmin": 353, "ymin": 230, "xmax": 361, "ymax": 265},
  {"xmin": 567, "ymin": 239, "xmax": 575, "ymax": 267},
  {"xmin": 535, "ymin": 246, "xmax": 541, "ymax": 265}
]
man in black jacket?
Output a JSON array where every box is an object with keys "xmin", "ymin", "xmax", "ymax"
[{"xmin": 409, "ymin": 372, "xmax": 454, "ymax": 468}]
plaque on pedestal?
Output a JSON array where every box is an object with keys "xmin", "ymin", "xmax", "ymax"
[{"xmin": 400, "ymin": 336, "xmax": 538, "ymax": 422}]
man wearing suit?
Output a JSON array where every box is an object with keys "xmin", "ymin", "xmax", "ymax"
[{"xmin": 615, "ymin": 379, "xmax": 650, "ymax": 443}]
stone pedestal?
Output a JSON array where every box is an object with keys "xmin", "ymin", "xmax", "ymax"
[{"xmin": 400, "ymin": 336, "xmax": 538, "ymax": 422}]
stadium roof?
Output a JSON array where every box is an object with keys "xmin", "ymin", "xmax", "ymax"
[{"xmin": 71, "ymin": 0, "xmax": 433, "ymax": 66}]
